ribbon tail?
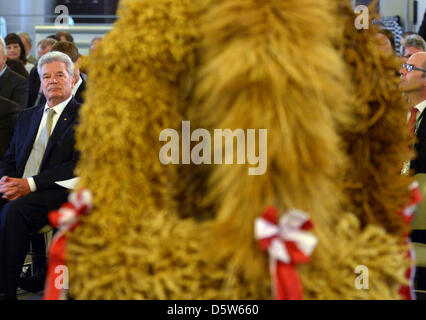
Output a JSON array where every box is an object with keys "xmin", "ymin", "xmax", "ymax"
[
  {"xmin": 43, "ymin": 234, "xmax": 66, "ymax": 300},
  {"xmin": 275, "ymin": 262, "xmax": 304, "ymax": 300}
]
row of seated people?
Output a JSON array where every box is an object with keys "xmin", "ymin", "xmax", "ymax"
[
  {"xmin": 1, "ymin": 34, "xmax": 87, "ymax": 107},
  {"xmin": 0, "ymin": 33, "xmax": 91, "ymax": 299},
  {"xmin": 376, "ymin": 30, "xmax": 426, "ymax": 295}
]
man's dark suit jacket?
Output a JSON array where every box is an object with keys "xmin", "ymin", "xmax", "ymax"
[
  {"xmin": 27, "ymin": 68, "xmax": 86, "ymax": 108},
  {"xmin": 0, "ymin": 97, "xmax": 19, "ymax": 157},
  {"xmin": 410, "ymin": 109, "xmax": 426, "ymax": 292},
  {"xmin": 0, "ymin": 67, "xmax": 29, "ymax": 109},
  {"xmin": 411, "ymin": 110, "xmax": 426, "ymax": 174},
  {"xmin": 419, "ymin": 10, "xmax": 426, "ymax": 44},
  {"xmin": 0, "ymin": 97, "xmax": 80, "ymax": 207}
]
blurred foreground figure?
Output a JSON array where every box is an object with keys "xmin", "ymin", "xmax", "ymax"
[{"xmin": 60, "ymin": 0, "xmax": 414, "ymax": 300}]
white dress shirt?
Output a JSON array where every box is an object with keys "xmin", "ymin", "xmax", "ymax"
[
  {"xmin": 25, "ymin": 94, "xmax": 73, "ymax": 192},
  {"xmin": 25, "ymin": 62, "xmax": 35, "ymax": 74}
]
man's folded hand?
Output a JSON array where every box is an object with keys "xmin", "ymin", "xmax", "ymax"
[{"xmin": 0, "ymin": 177, "xmax": 31, "ymax": 201}]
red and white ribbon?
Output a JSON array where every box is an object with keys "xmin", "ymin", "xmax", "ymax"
[
  {"xmin": 255, "ymin": 206, "xmax": 317, "ymax": 300},
  {"xmin": 397, "ymin": 181, "xmax": 422, "ymax": 300},
  {"xmin": 43, "ymin": 188, "xmax": 92, "ymax": 300}
]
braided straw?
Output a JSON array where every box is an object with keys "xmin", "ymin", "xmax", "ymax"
[{"xmin": 67, "ymin": 0, "xmax": 410, "ymax": 299}]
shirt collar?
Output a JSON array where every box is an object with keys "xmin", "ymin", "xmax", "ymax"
[
  {"xmin": 414, "ymin": 100, "xmax": 426, "ymax": 116},
  {"xmin": 44, "ymin": 95, "xmax": 73, "ymax": 115},
  {"xmin": 72, "ymin": 76, "xmax": 83, "ymax": 96},
  {"xmin": 0, "ymin": 65, "xmax": 7, "ymax": 77}
]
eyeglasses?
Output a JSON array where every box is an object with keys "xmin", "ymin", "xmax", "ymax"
[{"xmin": 402, "ymin": 63, "xmax": 426, "ymax": 73}]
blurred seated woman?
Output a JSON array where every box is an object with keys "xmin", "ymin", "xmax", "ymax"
[{"xmin": 4, "ymin": 33, "xmax": 34, "ymax": 74}]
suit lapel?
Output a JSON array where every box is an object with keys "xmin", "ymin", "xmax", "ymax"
[
  {"xmin": 75, "ymin": 78, "xmax": 86, "ymax": 103},
  {"xmin": 416, "ymin": 109, "xmax": 426, "ymax": 138},
  {"xmin": 40, "ymin": 99, "xmax": 78, "ymax": 169}
]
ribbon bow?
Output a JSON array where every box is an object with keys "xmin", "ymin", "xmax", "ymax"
[
  {"xmin": 44, "ymin": 188, "xmax": 93, "ymax": 300},
  {"xmin": 397, "ymin": 181, "xmax": 422, "ymax": 300},
  {"xmin": 399, "ymin": 181, "xmax": 422, "ymax": 227},
  {"xmin": 255, "ymin": 206, "xmax": 317, "ymax": 300}
]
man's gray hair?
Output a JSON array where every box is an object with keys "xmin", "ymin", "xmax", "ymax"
[
  {"xmin": 18, "ymin": 31, "xmax": 32, "ymax": 45},
  {"xmin": 0, "ymin": 37, "xmax": 6, "ymax": 55},
  {"xmin": 401, "ymin": 35, "xmax": 426, "ymax": 55},
  {"xmin": 38, "ymin": 51, "xmax": 74, "ymax": 77}
]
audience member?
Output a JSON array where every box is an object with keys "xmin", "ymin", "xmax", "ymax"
[
  {"xmin": 400, "ymin": 52, "xmax": 426, "ymax": 173},
  {"xmin": 0, "ymin": 97, "xmax": 18, "ymax": 157},
  {"xmin": 0, "ymin": 37, "xmax": 28, "ymax": 109},
  {"xmin": 37, "ymin": 38, "xmax": 57, "ymax": 59},
  {"xmin": 56, "ymin": 31, "xmax": 74, "ymax": 43},
  {"xmin": 37, "ymin": 41, "xmax": 86, "ymax": 105},
  {"xmin": 0, "ymin": 51, "xmax": 81, "ymax": 300},
  {"xmin": 27, "ymin": 38, "xmax": 57, "ymax": 108},
  {"xmin": 17, "ymin": 31, "xmax": 37, "ymax": 65},
  {"xmin": 375, "ymin": 32, "xmax": 394, "ymax": 56},
  {"xmin": 400, "ymin": 51, "xmax": 426, "ymax": 297},
  {"xmin": 379, "ymin": 29, "xmax": 395, "ymax": 52},
  {"xmin": 6, "ymin": 58, "xmax": 28, "ymax": 78},
  {"xmin": 24, "ymin": 40, "xmax": 84, "ymax": 286},
  {"xmin": 4, "ymin": 33, "xmax": 34, "ymax": 74},
  {"xmin": 419, "ymin": 10, "xmax": 426, "ymax": 43},
  {"xmin": 90, "ymin": 36, "xmax": 102, "ymax": 54},
  {"xmin": 400, "ymin": 34, "xmax": 426, "ymax": 62},
  {"xmin": 401, "ymin": 31, "xmax": 418, "ymax": 47},
  {"xmin": 46, "ymin": 34, "xmax": 60, "ymax": 42}
]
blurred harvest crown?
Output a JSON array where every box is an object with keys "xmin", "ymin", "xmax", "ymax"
[{"xmin": 66, "ymin": 0, "xmax": 415, "ymax": 299}]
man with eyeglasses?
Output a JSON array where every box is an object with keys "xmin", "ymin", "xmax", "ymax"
[
  {"xmin": 400, "ymin": 51, "xmax": 426, "ymax": 298},
  {"xmin": 400, "ymin": 53, "xmax": 426, "ymax": 172}
]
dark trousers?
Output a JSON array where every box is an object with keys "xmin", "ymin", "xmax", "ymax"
[
  {"xmin": 30, "ymin": 233, "xmax": 48, "ymax": 270},
  {"xmin": 0, "ymin": 189, "xmax": 68, "ymax": 299}
]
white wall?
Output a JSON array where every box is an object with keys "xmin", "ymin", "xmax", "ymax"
[
  {"xmin": 380, "ymin": 0, "xmax": 409, "ymax": 30},
  {"xmin": 380, "ymin": 0, "xmax": 426, "ymax": 32},
  {"xmin": 0, "ymin": 0, "xmax": 54, "ymax": 56}
]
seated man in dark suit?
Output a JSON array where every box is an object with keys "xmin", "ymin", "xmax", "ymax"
[
  {"xmin": 0, "ymin": 97, "xmax": 19, "ymax": 157},
  {"xmin": 0, "ymin": 38, "xmax": 29, "ymax": 109},
  {"xmin": 400, "ymin": 52, "xmax": 426, "ymax": 296},
  {"xmin": 0, "ymin": 51, "xmax": 80, "ymax": 300},
  {"xmin": 24, "ymin": 41, "xmax": 86, "ymax": 287}
]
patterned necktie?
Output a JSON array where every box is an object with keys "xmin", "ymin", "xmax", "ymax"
[
  {"xmin": 23, "ymin": 108, "xmax": 56, "ymax": 178},
  {"xmin": 408, "ymin": 107, "xmax": 418, "ymax": 137}
]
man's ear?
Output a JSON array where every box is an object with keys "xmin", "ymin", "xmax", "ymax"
[{"xmin": 70, "ymin": 72, "xmax": 76, "ymax": 87}]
